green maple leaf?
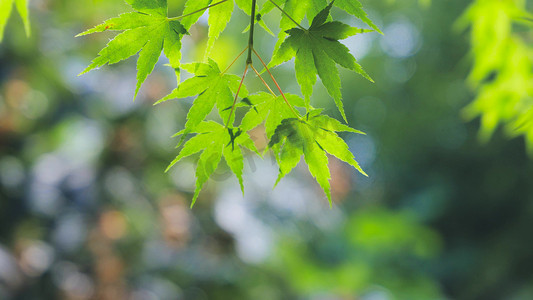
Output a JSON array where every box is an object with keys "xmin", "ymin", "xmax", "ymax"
[
  {"xmin": 261, "ymin": 0, "xmax": 381, "ymax": 67},
  {"xmin": 269, "ymin": 110, "xmax": 366, "ymax": 206},
  {"xmin": 261, "ymin": 0, "xmax": 328, "ymax": 64},
  {"xmin": 77, "ymin": 0, "xmax": 188, "ymax": 98},
  {"xmin": 180, "ymin": 0, "xmax": 210, "ymax": 30},
  {"xmin": 334, "ymin": 0, "xmax": 382, "ymax": 34},
  {"xmin": 0, "ymin": 0, "xmax": 30, "ymax": 42},
  {"xmin": 268, "ymin": 1, "xmax": 373, "ymax": 121},
  {"xmin": 240, "ymin": 92, "xmax": 305, "ymax": 138},
  {"xmin": 205, "ymin": 0, "xmax": 234, "ymax": 56},
  {"xmin": 280, "ymin": 0, "xmax": 326, "ymax": 31},
  {"xmin": 167, "ymin": 121, "xmax": 259, "ymax": 207},
  {"xmin": 179, "ymin": 0, "xmax": 236, "ymax": 55},
  {"xmin": 261, "ymin": 0, "xmax": 381, "ymax": 33},
  {"xmin": 156, "ymin": 59, "xmax": 248, "ymax": 139}
]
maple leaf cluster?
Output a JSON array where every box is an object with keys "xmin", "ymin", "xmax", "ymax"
[{"xmin": 77, "ymin": 0, "xmax": 377, "ymax": 206}]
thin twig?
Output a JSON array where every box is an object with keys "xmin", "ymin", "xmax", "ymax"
[
  {"xmin": 222, "ymin": 46, "xmax": 248, "ymax": 75},
  {"xmin": 226, "ymin": 64, "xmax": 249, "ymax": 128},
  {"xmin": 225, "ymin": 0, "xmax": 258, "ymax": 128},
  {"xmin": 267, "ymin": 0, "xmax": 306, "ymax": 31},
  {"xmin": 250, "ymin": 65, "xmax": 276, "ymax": 96},
  {"xmin": 168, "ymin": 0, "xmax": 229, "ymax": 21},
  {"xmin": 252, "ymin": 49, "xmax": 301, "ymax": 119}
]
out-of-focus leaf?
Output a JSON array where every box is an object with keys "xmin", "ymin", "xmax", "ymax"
[{"xmin": 0, "ymin": 0, "xmax": 30, "ymax": 42}]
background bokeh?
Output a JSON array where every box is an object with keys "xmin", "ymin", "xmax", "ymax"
[{"xmin": 1, "ymin": 0, "xmax": 533, "ymax": 299}]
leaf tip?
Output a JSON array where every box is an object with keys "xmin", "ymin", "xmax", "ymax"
[
  {"xmin": 240, "ymin": 183, "xmax": 245, "ymax": 196},
  {"xmin": 133, "ymin": 87, "xmax": 140, "ymax": 101},
  {"xmin": 77, "ymin": 69, "xmax": 89, "ymax": 76},
  {"xmin": 273, "ymin": 174, "xmax": 282, "ymax": 189},
  {"xmin": 326, "ymin": 191, "xmax": 333, "ymax": 207},
  {"xmin": 341, "ymin": 112, "xmax": 348, "ymax": 123},
  {"xmin": 78, "ymin": 64, "xmax": 96, "ymax": 76},
  {"xmin": 190, "ymin": 189, "xmax": 201, "ymax": 208},
  {"xmin": 164, "ymin": 162, "xmax": 175, "ymax": 173}
]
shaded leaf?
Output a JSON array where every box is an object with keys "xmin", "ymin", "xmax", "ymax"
[
  {"xmin": 262, "ymin": 0, "xmax": 380, "ymax": 32},
  {"xmin": 269, "ymin": 111, "xmax": 366, "ymax": 205},
  {"xmin": 269, "ymin": 1, "xmax": 373, "ymax": 121}
]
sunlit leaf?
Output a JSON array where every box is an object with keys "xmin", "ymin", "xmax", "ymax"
[
  {"xmin": 167, "ymin": 121, "xmax": 259, "ymax": 206},
  {"xmin": 78, "ymin": 0, "xmax": 188, "ymax": 98},
  {"xmin": 240, "ymin": 92, "xmax": 304, "ymax": 138},
  {"xmin": 156, "ymin": 59, "xmax": 248, "ymax": 138},
  {"xmin": 205, "ymin": 0, "xmax": 234, "ymax": 56}
]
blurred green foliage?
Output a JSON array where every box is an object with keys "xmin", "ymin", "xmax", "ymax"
[
  {"xmin": 274, "ymin": 208, "xmax": 442, "ymax": 299},
  {"xmin": 1, "ymin": 1, "xmax": 533, "ymax": 300},
  {"xmin": 458, "ymin": 0, "xmax": 533, "ymax": 151}
]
